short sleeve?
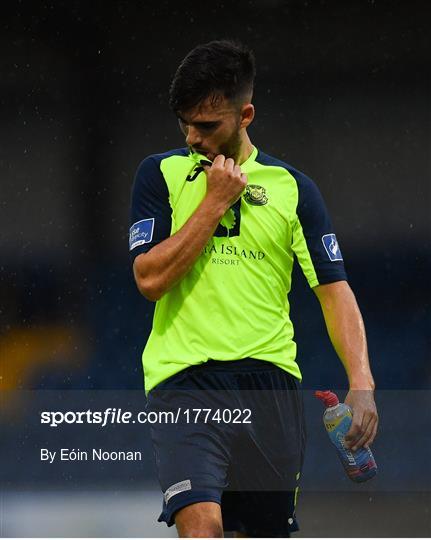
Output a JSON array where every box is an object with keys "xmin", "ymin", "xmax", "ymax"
[
  {"xmin": 290, "ymin": 169, "xmax": 348, "ymax": 287},
  {"xmin": 129, "ymin": 156, "xmax": 172, "ymax": 262}
]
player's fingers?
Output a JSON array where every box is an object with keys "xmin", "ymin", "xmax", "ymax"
[
  {"xmin": 363, "ymin": 408, "xmax": 378, "ymax": 445},
  {"xmin": 344, "ymin": 417, "xmax": 362, "ymax": 446},
  {"xmin": 213, "ymin": 154, "xmax": 225, "ymax": 167},
  {"xmin": 224, "ymin": 157, "xmax": 234, "ymax": 172},
  {"xmin": 366, "ymin": 418, "xmax": 379, "ymax": 447},
  {"xmin": 233, "ymin": 164, "xmax": 242, "ymax": 177},
  {"xmin": 351, "ymin": 416, "xmax": 375, "ymax": 451}
]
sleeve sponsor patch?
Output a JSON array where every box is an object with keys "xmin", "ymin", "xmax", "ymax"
[
  {"xmin": 164, "ymin": 479, "xmax": 192, "ymax": 503},
  {"xmin": 129, "ymin": 218, "xmax": 155, "ymax": 251},
  {"xmin": 322, "ymin": 233, "xmax": 343, "ymax": 261}
]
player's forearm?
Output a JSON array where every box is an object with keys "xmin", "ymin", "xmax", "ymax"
[
  {"xmin": 133, "ymin": 196, "xmax": 227, "ymax": 301},
  {"xmin": 314, "ymin": 281, "xmax": 375, "ymax": 391}
]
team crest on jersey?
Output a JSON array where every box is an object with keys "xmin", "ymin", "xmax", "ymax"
[{"xmin": 243, "ymin": 184, "xmax": 268, "ymax": 206}]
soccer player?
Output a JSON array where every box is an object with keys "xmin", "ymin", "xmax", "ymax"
[{"xmin": 129, "ymin": 40, "xmax": 378, "ymax": 538}]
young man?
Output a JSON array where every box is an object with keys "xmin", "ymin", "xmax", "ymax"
[{"xmin": 129, "ymin": 40, "xmax": 378, "ymax": 537}]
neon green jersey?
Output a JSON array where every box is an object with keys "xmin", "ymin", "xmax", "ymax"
[{"xmin": 129, "ymin": 147, "xmax": 347, "ymax": 394}]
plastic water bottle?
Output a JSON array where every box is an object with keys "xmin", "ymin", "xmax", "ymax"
[{"xmin": 315, "ymin": 390, "xmax": 377, "ymax": 482}]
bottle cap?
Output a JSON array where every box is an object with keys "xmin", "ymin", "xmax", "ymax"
[{"xmin": 315, "ymin": 390, "xmax": 339, "ymax": 407}]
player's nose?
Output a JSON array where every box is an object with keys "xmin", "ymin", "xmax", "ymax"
[{"xmin": 185, "ymin": 126, "xmax": 202, "ymax": 147}]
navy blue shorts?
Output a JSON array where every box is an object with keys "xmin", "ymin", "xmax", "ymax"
[{"xmin": 146, "ymin": 358, "xmax": 306, "ymax": 537}]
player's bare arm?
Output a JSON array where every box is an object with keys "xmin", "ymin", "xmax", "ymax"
[
  {"xmin": 313, "ymin": 280, "xmax": 379, "ymax": 451},
  {"xmin": 133, "ymin": 155, "xmax": 247, "ymax": 301}
]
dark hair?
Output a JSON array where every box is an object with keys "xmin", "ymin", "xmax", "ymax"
[{"xmin": 169, "ymin": 40, "xmax": 256, "ymax": 113}]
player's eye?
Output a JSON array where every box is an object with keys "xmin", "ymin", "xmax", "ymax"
[
  {"xmin": 177, "ymin": 117, "xmax": 219, "ymax": 133},
  {"xmin": 196, "ymin": 122, "xmax": 218, "ymax": 131}
]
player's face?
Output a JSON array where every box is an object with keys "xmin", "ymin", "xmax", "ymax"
[{"xmin": 177, "ymin": 95, "xmax": 245, "ymax": 162}]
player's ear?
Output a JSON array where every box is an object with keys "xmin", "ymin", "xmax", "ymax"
[{"xmin": 239, "ymin": 103, "xmax": 255, "ymax": 129}]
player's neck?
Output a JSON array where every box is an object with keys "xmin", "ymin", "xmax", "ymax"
[{"xmin": 236, "ymin": 132, "xmax": 254, "ymax": 165}]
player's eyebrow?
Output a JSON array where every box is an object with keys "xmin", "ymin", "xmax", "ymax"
[{"xmin": 177, "ymin": 115, "xmax": 219, "ymax": 128}]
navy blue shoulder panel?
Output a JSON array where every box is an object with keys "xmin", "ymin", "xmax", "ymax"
[
  {"xmin": 150, "ymin": 147, "xmax": 189, "ymax": 163},
  {"xmin": 255, "ymin": 150, "xmax": 348, "ymax": 285},
  {"xmin": 129, "ymin": 148, "xmax": 188, "ymax": 262}
]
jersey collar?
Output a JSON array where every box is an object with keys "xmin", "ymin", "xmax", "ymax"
[
  {"xmin": 188, "ymin": 145, "xmax": 258, "ymax": 169},
  {"xmin": 240, "ymin": 145, "xmax": 258, "ymax": 170}
]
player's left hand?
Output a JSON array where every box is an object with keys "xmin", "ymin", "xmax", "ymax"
[{"xmin": 343, "ymin": 389, "xmax": 379, "ymax": 451}]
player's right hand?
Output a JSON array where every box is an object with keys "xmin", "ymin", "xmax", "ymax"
[{"xmin": 202, "ymin": 155, "xmax": 247, "ymax": 212}]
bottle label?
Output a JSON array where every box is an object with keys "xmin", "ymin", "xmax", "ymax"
[
  {"xmin": 327, "ymin": 415, "xmax": 356, "ymax": 463},
  {"xmin": 324, "ymin": 408, "xmax": 352, "ymax": 433}
]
